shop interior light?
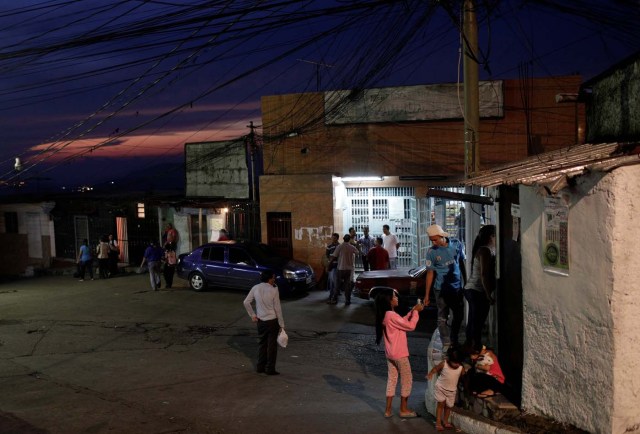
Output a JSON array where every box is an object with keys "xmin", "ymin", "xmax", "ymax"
[{"xmin": 341, "ymin": 176, "xmax": 383, "ymax": 182}]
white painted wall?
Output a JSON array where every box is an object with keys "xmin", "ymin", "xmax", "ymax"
[{"xmin": 519, "ymin": 166, "xmax": 640, "ymax": 434}]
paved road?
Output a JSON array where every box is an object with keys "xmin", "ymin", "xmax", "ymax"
[{"xmin": 0, "ymin": 273, "xmax": 441, "ymax": 434}]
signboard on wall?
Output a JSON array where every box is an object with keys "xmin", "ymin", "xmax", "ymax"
[
  {"xmin": 542, "ymin": 196, "xmax": 570, "ymax": 275},
  {"xmin": 185, "ymin": 140, "xmax": 249, "ymax": 199},
  {"xmin": 324, "ymin": 81, "xmax": 503, "ymax": 125}
]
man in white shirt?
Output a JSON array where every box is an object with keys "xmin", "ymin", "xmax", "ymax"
[
  {"xmin": 382, "ymin": 224, "xmax": 400, "ymax": 269},
  {"xmin": 243, "ymin": 270, "xmax": 285, "ymax": 375}
]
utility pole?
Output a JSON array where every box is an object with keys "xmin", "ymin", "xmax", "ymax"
[
  {"xmin": 463, "ymin": 0, "xmax": 482, "ymax": 262},
  {"xmin": 297, "ymin": 59, "xmax": 334, "ymax": 91},
  {"xmin": 463, "ymin": 0, "xmax": 480, "ymax": 178},
  {"xmin": 246, "ymin": 121, "xmax": 257, "ymax": 201}
]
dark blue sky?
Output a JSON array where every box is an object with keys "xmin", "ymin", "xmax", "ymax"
[{"xmin": 1, "ymin": 0, "xmax": 638, "ymax": 192}]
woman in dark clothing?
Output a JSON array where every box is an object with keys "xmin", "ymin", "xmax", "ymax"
[
  {"xmin": 163, "ymin": 242, "xmax": 177, "ymax": 288},
  {"xmin": 463, "ymin": 225, "xmax": 496, "ymax": 352}
]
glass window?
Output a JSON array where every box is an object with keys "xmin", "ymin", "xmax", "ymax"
[
  {"xmin": 137, "ymin": 202, "xmax": 145, "ymax": 218},
  {"xmin": 201, "ymin": 246, "xmax": 225, "ymax": 262},
  {"xmin": 229, "ymin": 248, "xmax": 254, "ymax": 266},
  {"xmin": 208, "ymin": 246, "xmax": 225, "ymax": 262}
]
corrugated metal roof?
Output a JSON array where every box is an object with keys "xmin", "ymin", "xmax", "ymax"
[{"xmin": 464, "ymin": 142, "xmax": 640, "ymax": 192}]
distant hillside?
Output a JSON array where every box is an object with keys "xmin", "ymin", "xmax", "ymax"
[{"xmin": 94, "ymin": 162, "xmax": 185, "ymax": 193}]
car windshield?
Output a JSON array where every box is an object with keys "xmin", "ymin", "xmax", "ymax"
[{"xmin": 409, "ymin": 266, "xmax": 427, "ymax": 278}]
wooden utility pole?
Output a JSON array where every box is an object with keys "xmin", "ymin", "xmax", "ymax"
[
  {"xmin": 246, "ymin": 121, "xmax": 257, "ymax": 201},
  {"xmin": 463, "ymin": 0, "xmax": 480, "ymax": 177}
]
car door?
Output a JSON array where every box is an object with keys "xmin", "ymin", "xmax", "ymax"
[
  {"xmin": 200, "ymin": 245, "xmax": 227, "ymax": 287},
  {"xmin": 227, "ymin": 246, "xmax": 261, "ymax": 290}
]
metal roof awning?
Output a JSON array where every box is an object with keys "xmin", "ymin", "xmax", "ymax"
[{"xmin": 463, "ymin": 142, "xmax": 640, "ymax": 193}]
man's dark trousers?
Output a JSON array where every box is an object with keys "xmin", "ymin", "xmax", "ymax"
[{"xmin": 257, "ymin": 318, "xmax": 279, "ymax": 373}]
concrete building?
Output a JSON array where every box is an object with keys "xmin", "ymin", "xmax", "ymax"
[
  {"xmin": 259, "ymin": 76, "xmax": 583, "ymax": 277},
  {"xmin": 0, "ymin": 201, "xmax": 55, "ymax": 276},
  {"xmin": 464, "ymin": 53, "xmax": 640, "ymax": 433}
]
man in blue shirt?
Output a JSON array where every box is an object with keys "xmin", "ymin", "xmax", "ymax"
[
  {"xmin": 140, "ymin": 240, "xmax": 164, "ymax": 291},
  {"xmin": 424, "ymin": 224, "xmax": 467, "ymax": 348}
]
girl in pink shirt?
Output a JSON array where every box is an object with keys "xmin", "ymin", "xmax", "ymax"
[{"xmin": 375, "ymin": 289, "xmax": 424, "ymax": 418}]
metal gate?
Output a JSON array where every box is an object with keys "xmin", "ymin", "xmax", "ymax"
[{"xmin": 346, "ymin": 187, "xmax": 416, "ymax": 268}]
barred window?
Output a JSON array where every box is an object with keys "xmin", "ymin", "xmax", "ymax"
[
  {"xmin": 351, "ymin": 199, "xmax": 370, "ymax": 231},
  {"xmin": 372, "ymin": 199, "xmax": 388, "ymax": 220}
]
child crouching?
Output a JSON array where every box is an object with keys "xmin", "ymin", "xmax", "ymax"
[{"xmin": 427, "ymin": 346, "xmax": 465, "ymax": 431}]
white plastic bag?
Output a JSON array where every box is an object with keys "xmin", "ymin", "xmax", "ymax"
[
  {"xmin": 425, "ymin": 329, "xmax": 444, "ymax": 417},
  {"xmin": 277, "ymin": 329, "xmax": 288, "ymax": 348}
]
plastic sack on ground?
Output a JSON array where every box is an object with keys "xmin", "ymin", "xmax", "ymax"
[
  {"xmin": 277, "ymin": 329, "xmax": 288, "ymax": 348},
  {"xmin": 425, "ymin": 328, "xmax": 444, "ymax": 417}
]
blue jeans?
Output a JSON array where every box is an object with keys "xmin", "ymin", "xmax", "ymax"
[
  {"xmin": 436, "ymin": 289, "xmax": 464, "ymax": 347},
  {"xmin": 148, "ymin": 261, "xmax": 161, "ymax": 290}
]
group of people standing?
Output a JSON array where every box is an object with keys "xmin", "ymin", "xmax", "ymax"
[
  {"xmin": 374, "ymin": 223, "xmax": 504, "ymax": 429},
  {"xmin": 76, "ymin": 234, "xmax": 120, "ymax": 281},
  {"xmin": 239, "ymin": 221, "xmax": 503, "ymax": 430},
  {"xmin": 323, "ymin": 224, "xmax": 401, "ymax": 305}
]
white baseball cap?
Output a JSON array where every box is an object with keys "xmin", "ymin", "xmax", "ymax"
[{"xmin": 426, "ymin": 224, "xmax": 449, "ymax": 238}]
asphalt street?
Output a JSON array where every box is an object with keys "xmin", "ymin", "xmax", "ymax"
[{"xmin": 0, "ymin": 272, "xmax": 442, "ymax": 434}]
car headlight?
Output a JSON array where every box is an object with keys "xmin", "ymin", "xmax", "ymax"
[{"xmin": 284, "ymin": 270, "xmax": 296, "ymax": 279}]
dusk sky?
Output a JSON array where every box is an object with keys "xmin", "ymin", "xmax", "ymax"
[{"xmin": 1, "ymin": 0, "xmax": 638, "ymax": 193}]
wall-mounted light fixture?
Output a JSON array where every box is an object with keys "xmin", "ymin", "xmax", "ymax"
[
  {"xmin": 301, "ymin": 147, "xmax": 310, "ymax": 154},
  {"xmin": 341, "ymin": 176, "xmax": 384, "ymax": 182}
]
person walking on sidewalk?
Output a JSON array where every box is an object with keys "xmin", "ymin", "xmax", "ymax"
[
  {"xmin": 328, "ymin": 234, "xmax": 359, "ymax": 305},
  {"xmin": 375, "ymin": 288, "xmax": 424, "ymax": 419},
  {"xmin": 243, "ymin": 270, "xmax": 285, "ymax": 375},
  {"xmin": 425, "ymin": 224, "xmax": 467, "ymax": 349},
  {"xmin": 96, "ymin": 235, "xmax": 110, "ymax": 279},
  {"xmin": 76, "ymin": 239, "xmax": 94, "ymax": 281},
  {"xmin": 140, "ymin": 240, "xmax": 163, "ymax": 291}
]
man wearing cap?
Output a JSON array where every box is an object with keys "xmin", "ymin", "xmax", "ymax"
[{"xmin": 424, "ymin": 224, "xmax": 467, "ymax": 348}]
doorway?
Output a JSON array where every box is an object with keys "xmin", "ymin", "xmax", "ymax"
[
  {"xmin": 497, "ymin": 185, "xmax": 523, "ymax": 406},
  {"xmin": 267, "ymin": 212, "xmax": 292, "ymax": 258}
]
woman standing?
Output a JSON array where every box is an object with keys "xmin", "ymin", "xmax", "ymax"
[
  {"xmin": 163, "ymin": 242, "xmax": 177, "ymax": 289},
  {"xmin": 463, "ymin": 225, "xmax": 496, "ymax": 352},
  {"xmin": 375, "ymin": 289, "xmax": 424, "ymax": 418}
]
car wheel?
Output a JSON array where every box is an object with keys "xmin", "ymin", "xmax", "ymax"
[{"xmin": 189, "ymin": 272, "xmax": 206, "ymax": 291}]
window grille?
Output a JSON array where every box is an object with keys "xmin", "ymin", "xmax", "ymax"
[
  {"xmin": 351, "ymin": 199, "xmax": 370, "ymax": 231},
  {"xmin": 372, "ymin": 199, "xmax": 388, "ymax": 220}
]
